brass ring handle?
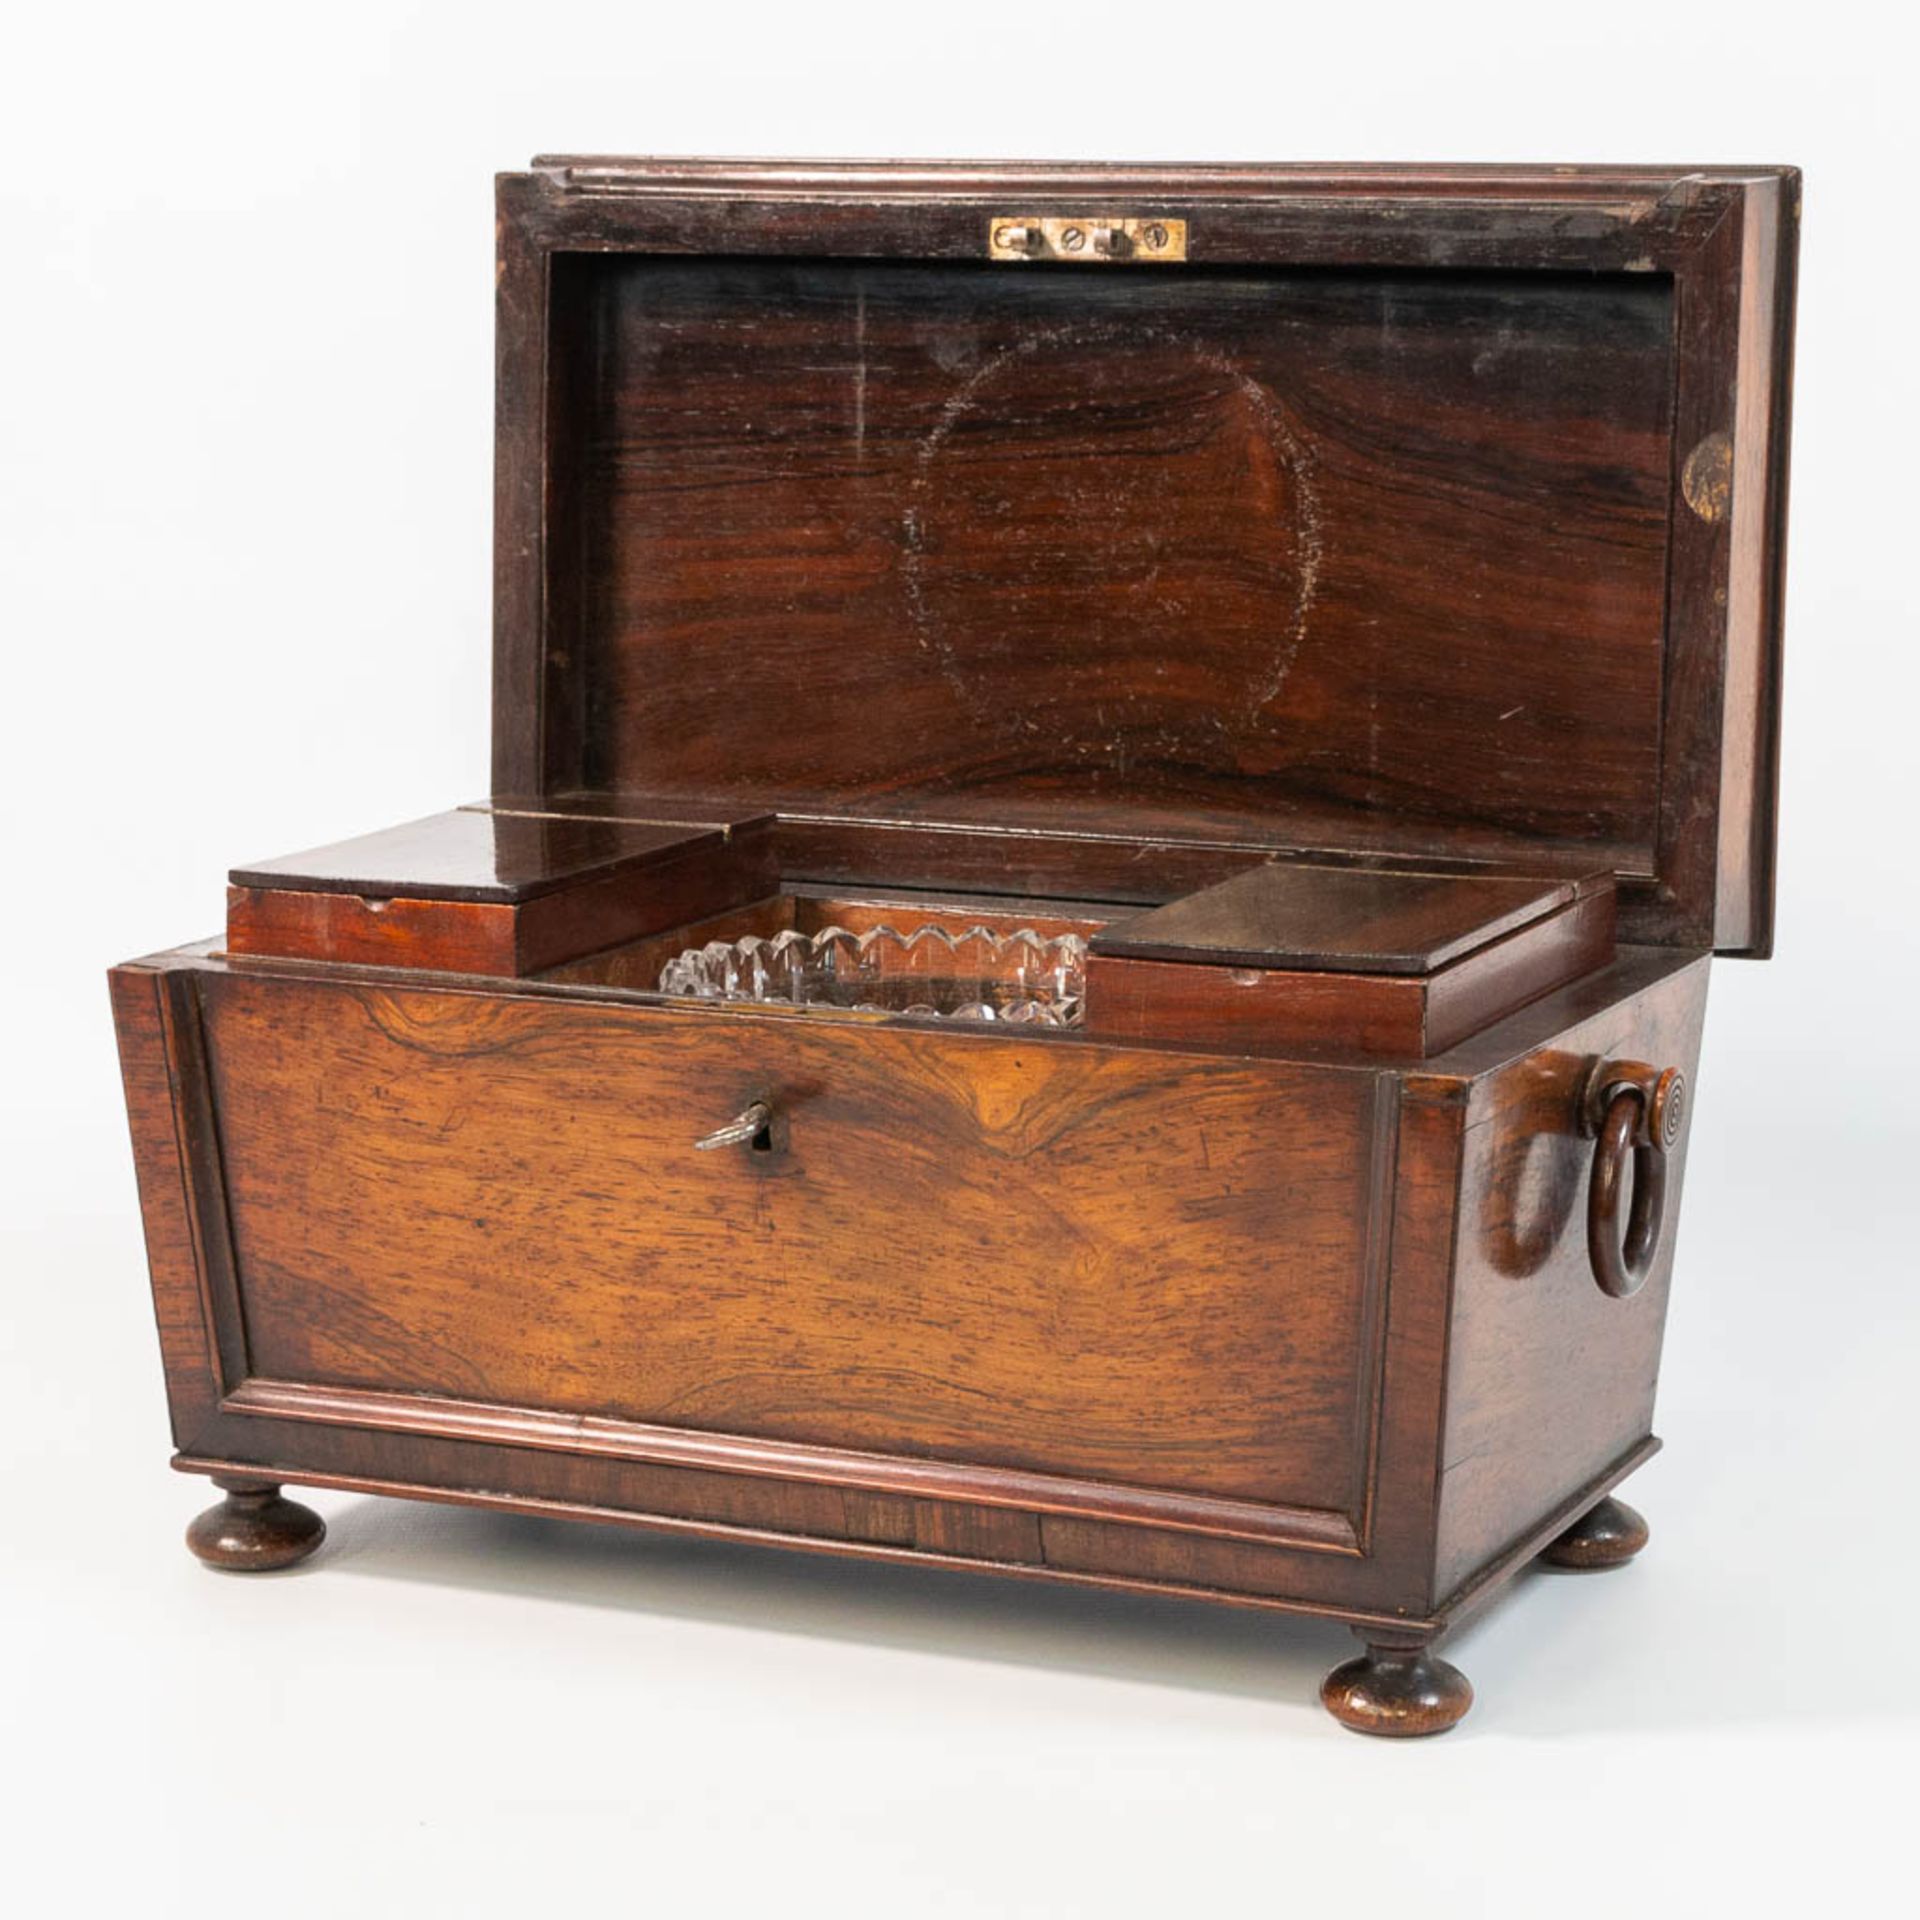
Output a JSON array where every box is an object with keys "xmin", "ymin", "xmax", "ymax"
[
  {"xmin": 694, "ymin": 1101, "xmax": 773, "ymax": 1151},
  {"xmin": 1579, "ymin": 1061, "xmax": 1686, "ymax": 1300}
]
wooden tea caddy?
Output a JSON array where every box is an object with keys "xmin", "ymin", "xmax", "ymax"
[{"xmin": 111, "ymin": 159, "xmax": 1797, "ymax": 1734}]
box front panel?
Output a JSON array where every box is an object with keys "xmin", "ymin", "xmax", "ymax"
[{"xmin": 196, "ymin": 975, "xmax": 1391, "ymax": 1534}]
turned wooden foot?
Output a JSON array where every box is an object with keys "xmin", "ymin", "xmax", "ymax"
[
  {"xmin": 1540, "ymin": 1495, "xmax": 1648, "ymax": 1571},
  {"xmin": 1321, "ymin": 1633, "xmax": 1473, "ymax": 1737},
  {"xmin": 185, "ymin": 1476, "xmax": 325, "ymax": 1572}
]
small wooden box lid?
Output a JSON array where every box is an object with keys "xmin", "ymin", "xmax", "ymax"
[
  {"xmin": 230, "ymin": 809, "xmax": 725, "ymax": 904},
  {"xmin": 1092, "ymin": 865, "xmax": 1603, "ymax": 974},
  {"xmin": 493, "ymin": 160, "xmax": 1798, "ymax": 955}
]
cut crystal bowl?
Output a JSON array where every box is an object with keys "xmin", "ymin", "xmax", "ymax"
[{"xmin": 657, "ymin": 923, "xmax": 1088, "ymax": 1026}]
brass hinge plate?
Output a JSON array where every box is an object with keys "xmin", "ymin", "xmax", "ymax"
[{"xmin": 988, "ymin": 215, "xmax": 1188, "ymax": 263}]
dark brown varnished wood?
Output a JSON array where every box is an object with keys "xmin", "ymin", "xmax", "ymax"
[
  {"xmin": 227, "ymin": 886, "xmax": 522, "ymax": 975},
  {"xmin": 480, "ymin": 791, "xmax": 1619, "ymax": 911},
  {"xmin": 226, "ymin": 809, "xmax": 777, "ymax": 974},
  {"xmin": 493, "ymin": 160, "xmax": 1797, "ymax": 956},
  {"xmin": 110, "ymin": 964, "xmax": 225, "ymax": 1442},
  {"xmin": 1579, "ymin": 1057, "xmax": 1687, "ymax": 1299},
  {"xmin": 118, "ymin": 938, "xmax": 1704, "ymax": 1639},
  {"xmin": 228, "ymin": 808, "xmax": 738, "ymax": 902},
  {"xmin": 185, "ymin": 1476, "xmax": 325, "ymax": 1572},
  {"xmin": 1320, "ymin": 1632, "xmax": 1473, "ymax": 1738},
  {"xmin": 548, "ymin": 792, "xmax": 1618, "ymax": 895},
  {"xmin": 1585, "ymin": 1091, "xmax": 1670, "ymax": 1300},
  {"xmin": 541, "ymin": 256, "xmax": 1674, "ymax": 865},
  {"xmin": 1539, "ymin": 1495, "xmax": 1649, "ymax": 1571},
  {"xmin": 196, "ymin": 968, "xmax": 1389, "ymax": 1535},
  {"xmin": 1086, "ymin": 871, "xmax": 1616, "ymax": 1059},
  {"xmin": 1091, "ymin": 865, "xmax": 1593, "ymax": 974},
  {"xmin": 1428, "ymin": 957, "xmax": 1707, "ymax": 1601},
  {"xmin": 111, "ymin": 157, "xmax": 1797, "ymax": 1736}
]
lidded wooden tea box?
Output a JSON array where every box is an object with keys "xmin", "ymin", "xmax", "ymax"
[{"xmin": 111, "ymin": 159, "xmax": 1797, "ymax": 1734}]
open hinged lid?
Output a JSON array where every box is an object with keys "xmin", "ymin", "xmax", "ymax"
[{"xmin": 492, "ymin": 159, "xmax": 1797, "ymax": 954}]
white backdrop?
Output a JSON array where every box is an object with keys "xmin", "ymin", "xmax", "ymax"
[{"xmin": 4, "ymin": 4, "xmax": 1915, "ymax": 1915}]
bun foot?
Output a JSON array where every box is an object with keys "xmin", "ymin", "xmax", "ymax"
[
  {"xmin": 1540, "ymin": 1495, "xmax": 1648, "ymax": 1571},
  {"xmin": 1321, "ymin": 1636, "xmax": 1473, "ymax": 1738},
  {"xmin": 186, "ymin": 1476, "xmax": 325, "ymax": 1572}
]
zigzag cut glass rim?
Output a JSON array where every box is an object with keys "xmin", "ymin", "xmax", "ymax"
[{"xmin": 656, "ymin": 922, "xmax": 1089, "ymax": 1026}]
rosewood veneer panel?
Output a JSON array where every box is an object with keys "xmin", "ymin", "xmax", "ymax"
[
  {"xmin": 546, "ymin": 258, "xmax": 1673, "ymax": 866},
  {"xmin": 1431, "ymin": 956, "xmax": 1709, "ymax": 1599},
  {"xmin": 199, "ymin": 973, "xmax": 1390, "ymax": 1525}
]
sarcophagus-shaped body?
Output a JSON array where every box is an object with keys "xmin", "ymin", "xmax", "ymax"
[{"xmin": 113, "ymin": 158, "xmax": 1797, "ymax": 1733}]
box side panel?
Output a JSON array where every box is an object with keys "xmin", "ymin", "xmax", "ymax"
[
  {"xmin": 108, "ymin": 964, "xmax": 225, "ymax": 1448},
  {"xmin": 1432, "ymin": 955, "xmax": 1711, "ymax": 1599},
  {"xmin": 225, "ymin": 887, "xmax": 520, "ymax": 974}
]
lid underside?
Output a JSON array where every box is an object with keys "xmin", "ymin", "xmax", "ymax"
[{"xmin": 495, "ymin": 163, "xmax": 1797, "ymax": 953}]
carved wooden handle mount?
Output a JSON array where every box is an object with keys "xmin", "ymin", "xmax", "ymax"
[{"xmin": 1578, "ymin": 1059, "xmax": 1686, "ymax": 1299}]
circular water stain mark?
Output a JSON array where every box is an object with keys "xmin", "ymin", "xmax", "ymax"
[{"xmin": 901, "ymin": 324, "xmax": 1322, "ymax": 766}]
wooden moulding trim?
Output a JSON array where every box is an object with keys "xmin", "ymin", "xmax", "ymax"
[
  {"xmin": 1714, "ymin": 175, "xmax": 1796, "ymax": 956},
  {"xmin": 1347, "ymin": 1076, "xmax": 1402, "ymax": 1549},
  {"xmin": 109, "ymin": 966, "xmax": 224, "ymax": 1438},
  {"xmin": 528, "ymin": 157, "xmax": 1766, "ymax": 207},
  {"xmin": 221, "ymin": 1378, "xmax": 1362, "ymax": 1554},
  {"xmin": 151, "ymin": 969, "xmax": 250, "ymax": 1397},
  {"xmin": 769, "ymin": 808, "xmax": 1647, "ymax": 879},
  {"xmin": 1430, "ymin": 1435, "xmax": 1663, "ymax": 1628},
  {"xmin": 174, "ymin": 1449, "xmax": 1427, "ymax": 1632}
]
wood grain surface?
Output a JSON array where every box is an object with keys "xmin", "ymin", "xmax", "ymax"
[
  {"xmin": 199, "ymin": 972, "xmax": 1390, "ymax": 1518},
  {"xmin": 1086, "ymin": 883, "xmax": 1616, "ymax": 1058},
  {"xmin": 492, "ymin": 162, "xmax": 1797, "ymax": 955},
  {"xmin": 109, "ymin": 965, "xmax": 224, "ymax": 1442},
  {"xmin": 1430, "ymin": 954, "xmax": 1709, "ymax": 1599},
  {"xmin": 1091, "ymin": 864, "xmax": 1584, "ymax": 973},
  {"xmin": 117, "ymin": 939, "xmax": 1711, "ymax": 1623},
  {"xmin": 108, "ymin": 161, "xmax": 1794, "ymax": 1693},
  {"xmin": 226, "ymin": 813, "xmax": 779, "ymax": 974},
  {"xmin": 545, "ymin": 257, "xmax": 1674, "ymax": 860},
  {"xmin": 228, "ymin": 808, "xmax": 729, "ymax": 903}
]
